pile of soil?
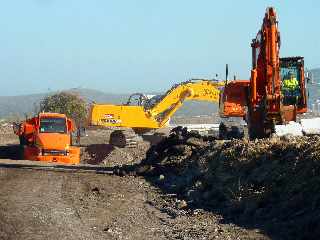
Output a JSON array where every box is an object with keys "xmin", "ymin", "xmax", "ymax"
[
  {"xmin": 82, "ymin": 143, "xmax": 149, "ymax": 166},
  {"xmin": 136, "ymin": 127, "xmax": 320, "ymax": 240},
  {"xmin": 80, "ymin": 128, "xmax": 150, "ymax": 166}
]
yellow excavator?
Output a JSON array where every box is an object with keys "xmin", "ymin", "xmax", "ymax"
[{"xmin": 88, "ymin": 79, "xmax": 224, "ymax": 147}]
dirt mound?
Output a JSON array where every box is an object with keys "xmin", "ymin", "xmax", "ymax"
[
  {"xmin": 80, "ymin": 128, "xmax": 150, "ymax": 167},
  {"xmin": 82, "ymin": 143, "xmax": 149, "ymax": 167},
  {"xmin": 137, "ymin": 127, "xmax": 320, "ymax": 240}
]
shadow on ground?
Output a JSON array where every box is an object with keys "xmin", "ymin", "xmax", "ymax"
[
  {"xmin": 0, "ymin": 145, "xmax": 21, "ymax": 160},
  {"xmin": 83, "ymin": 144, "xmax": 114, "ymax": 165},
  {"xmin": 141, "ymin": 133, "xmax": 165, "ymax": 146}
]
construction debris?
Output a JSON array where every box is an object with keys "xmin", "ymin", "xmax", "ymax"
[{"xmin": 136, "ymin": 127, "xmax": 320, "ymax": 240}]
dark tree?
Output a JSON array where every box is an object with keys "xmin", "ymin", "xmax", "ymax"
[{"xmin": 39, "ymin": 92, "xmax": 88, "ymax": 127}]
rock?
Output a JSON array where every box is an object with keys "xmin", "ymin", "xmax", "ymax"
[
  {"xmin": 185, "ymin": 137, "xmax": 204, "ymax": 147},
  {"xmin": 135, "ymin": 164, "xmax": 151, "ymax": 174},
  {"xmin": 176, "ymin": 199, "xmax": 188, "ymax": 209},
  {"xmin": 91, "ymin": 187, "xmax": 100, "ymax": 194}
]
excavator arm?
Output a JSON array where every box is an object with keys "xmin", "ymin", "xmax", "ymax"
[{"xmin": 147, "ymin": 80, "xmax": 223, "ymax": 127}]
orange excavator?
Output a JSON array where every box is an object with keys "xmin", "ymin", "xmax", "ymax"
[
  {"xmin": 219, "ymin": 7, "xmax": 307, "ymax": 138},
  {"xmin": 13, "ymin": 112, "xmax": 80, "ymax": 164}
]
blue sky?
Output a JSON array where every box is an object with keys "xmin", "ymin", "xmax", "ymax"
[{"xmin": 0, "ymin": 0, "xmax": 319, "ymax": 96}]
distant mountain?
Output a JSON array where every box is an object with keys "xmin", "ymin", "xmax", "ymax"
[
  {"xmin": 174, "ymin": 101, "xmax": 218, "ymax": 117},
  {"xmin": 0, "ymin": 88, "xmax": 218, "ymax": 120},
  {"xmin": 310, "ymin": 68, "xmax": 320, "ymax": 77},
  {"xmin": 307, "ymin": 68, "xmax": 320, "ymax": 106},
  {"xmin": 0, "ymin": 93, "xmax": 44, "ymax": 120},
  {"xmin": 0, "ymin": 88, "xmax": 130, "ymax": 120},
  {"xmin": 66, "ymin": 88, "xmax": 129, "ymax": 104}
]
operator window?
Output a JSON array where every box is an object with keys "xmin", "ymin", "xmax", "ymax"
[
  {"xmin": 280, "ymin": 67, "xmax": 301, "ymax": 105},
  {"xmin": 40, "ymin": 118, "xmax": 67, "ymax": 133}
]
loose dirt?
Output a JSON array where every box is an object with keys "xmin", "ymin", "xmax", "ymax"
[
  {"xmin": 0, "ymin": 168, "xmax": 266, "ymax": 240},
  {"xmin": 135, "ymin": 127, "xmax": 320, "ymax": 240},
  {"xmin": 1, "ymin": 124, "xmax": 317, "ymax": 239}
]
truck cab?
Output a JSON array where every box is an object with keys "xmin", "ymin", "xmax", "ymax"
[{"xmin": 15, "ymin": 113, "xmax": 80, "ymax": 164}]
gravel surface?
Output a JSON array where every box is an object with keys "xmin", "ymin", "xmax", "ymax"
[
  {"xmin": 0, "ymin": 168, "xmax": 268, "ymax": 240},
  {"xmin": 0, "ymin": 125, "xmax": 270, "ymax": 240}
]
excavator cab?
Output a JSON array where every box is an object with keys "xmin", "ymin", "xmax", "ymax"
[
  {"xmin": 125, "ymin": 93, "xmax": 148, "ymax": 106},
  {"xmin": 280, "ymin": 57, "xmax": 307, "ymax": 112}
]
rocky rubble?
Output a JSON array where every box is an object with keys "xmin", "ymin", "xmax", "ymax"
[{"xmin": 136, "ymin": 127, "xmax": 320, "ymax": 240}]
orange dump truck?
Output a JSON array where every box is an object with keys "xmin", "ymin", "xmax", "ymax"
[{"xmin": 13, "ymin": 112, "xmax": 80, "ymax": 164}]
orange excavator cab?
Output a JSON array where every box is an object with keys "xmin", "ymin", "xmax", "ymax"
[{"xmin": 280, "ymin": 57, "xmax": 307, "ymax": 115}]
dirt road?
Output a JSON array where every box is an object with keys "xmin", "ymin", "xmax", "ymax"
[{"xmin": 0, "ymin": 168, "xmax": 266, "ymax": 240}]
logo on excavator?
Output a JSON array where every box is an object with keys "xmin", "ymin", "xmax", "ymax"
[
  {"xmin": 202, "ymin": 89, "xmax": 220, "ymax": 98},
  {"xmin": 101, "ymin": 118, "xmax": 122, "ymax": 124},
  {"xmin": 104, "ymin": 114, "xmax": 114, "ymax": 119}
]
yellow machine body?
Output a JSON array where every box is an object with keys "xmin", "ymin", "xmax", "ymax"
[
  {"xmin": 90, "ymin": 105, "xmax": 159, "ymax": 128},
  {"xmin": 89, "ymin": 80, "xmax": 224, "ymax": 130}
]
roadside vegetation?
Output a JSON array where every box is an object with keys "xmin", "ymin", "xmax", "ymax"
[{"xmin": 39, "ymin": 92, "xmax": 88, "ymax": 127}]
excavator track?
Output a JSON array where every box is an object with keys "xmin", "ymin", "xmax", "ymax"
[
  {"xmin": 109, "ymin": 129, "xmax": 143, "ymax": 148},
  {"xmin": 218, "ymin": 121, "xmax": 246, "ymax": 139}
]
